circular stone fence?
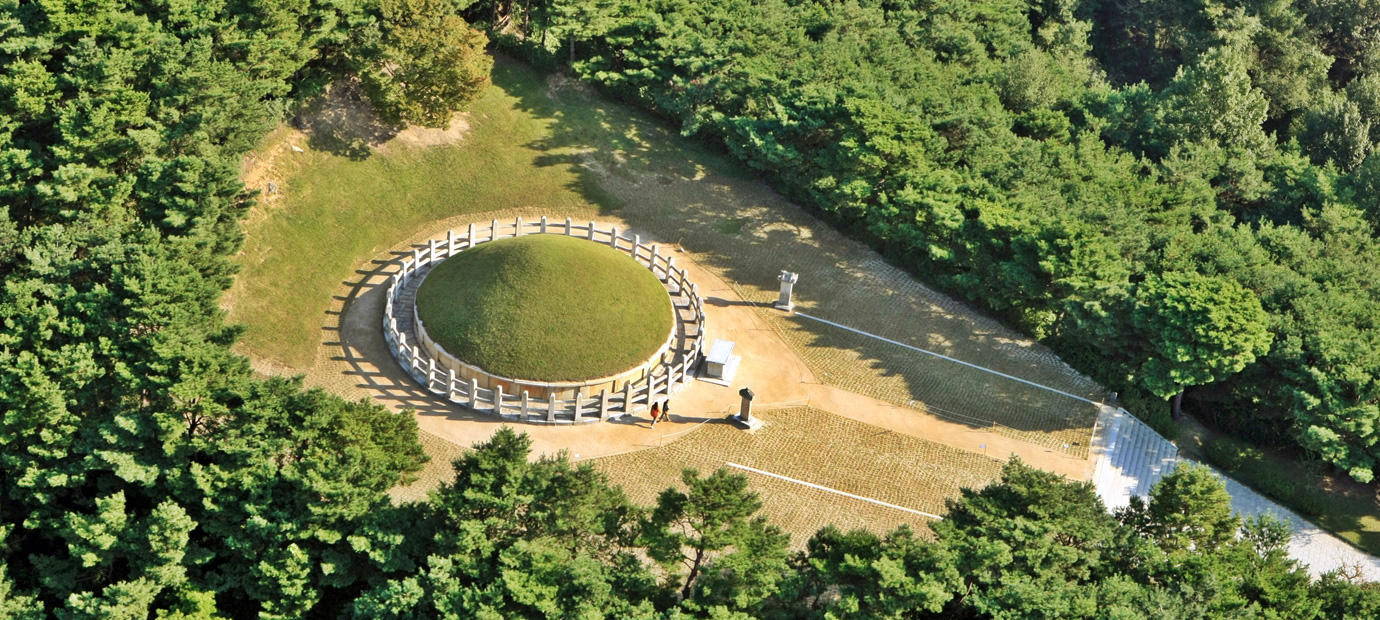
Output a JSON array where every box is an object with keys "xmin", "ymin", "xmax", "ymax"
[{"xmin": 383, "ymin": 216, "xmax": 707, "ymax": 425}]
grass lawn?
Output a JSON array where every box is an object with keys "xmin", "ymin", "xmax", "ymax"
[
  {"xmin": 229, "ymin": 58, "xmax": 616, "ymax": 368},
  {"xmin": 415, "ymin": 235, "xmax": 672, "ymax": 380},
  {"xmin": 590, "ymin": 407, "xmax": 1004, "ymax": 546}
]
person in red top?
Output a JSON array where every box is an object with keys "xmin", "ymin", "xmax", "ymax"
[{"xmin": 649, "ymin": 402, "xmax": 661, "ymax": 427}]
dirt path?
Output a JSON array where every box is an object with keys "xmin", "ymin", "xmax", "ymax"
[{"xmin": 282, "ymin": 210, "xmax": 1089, "ymax": 480}]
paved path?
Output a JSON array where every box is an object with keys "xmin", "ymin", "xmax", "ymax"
[
  {"xmin": 1088, "ymin": 407, "xmax": 1380, "ymax": 579},
  {"xmin": 263, "ymin": 210, "xmax": 1088, "ymax": 478},
  {"xmin": 256, "ymin": 210, "xmax": 1380, "ymax": 578}
]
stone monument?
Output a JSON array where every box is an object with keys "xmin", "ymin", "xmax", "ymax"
[
  {"xmin": 775, "ymin": 270, "xmax": 799, "ymax": 311},
  {"xmin": 733, "ymin": 387, "xmax": 762, "ymax": 430}
]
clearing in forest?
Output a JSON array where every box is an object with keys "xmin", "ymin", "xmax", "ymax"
[{"xmin": 231, "ymin": 55, "xmax": 1103, "ymax": 500}]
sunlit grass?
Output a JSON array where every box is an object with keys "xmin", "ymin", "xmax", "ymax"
[{"xmin": 230, "ymin": 60, "xmax": 613, "ymax": 367}]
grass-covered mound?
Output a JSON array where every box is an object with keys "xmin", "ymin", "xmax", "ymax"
[{"xmin": 415, "ymin": 234, "xmax": 673, "ymax": 381}]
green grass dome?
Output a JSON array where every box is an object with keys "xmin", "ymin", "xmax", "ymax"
[{"xmin": 414, "ymin": 234, "xmax": 674, "ymax": 382}]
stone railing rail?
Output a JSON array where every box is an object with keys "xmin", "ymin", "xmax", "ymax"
[{"xmin": 383, "ymin": 216, "xmax": 707, "ymax": 425}]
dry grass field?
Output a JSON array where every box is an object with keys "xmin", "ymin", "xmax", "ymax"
[{"xmin": 590, "ymin": 407, "xmax": 1004, "ymax": 545}]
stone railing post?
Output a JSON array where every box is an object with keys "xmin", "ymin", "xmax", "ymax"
[
  {"xmin": 521, "ymin": 391, "xmax": 530, "ymax": 419},
  {"xmin": 447, "ymin": 230, "xmax": 456, "ymax": 255},
  {"xmin": 490, "ymin": 218, "xmax": 499, "ymax": 241},
  {"xmin": 467, "ymin": 223, "xmax": 475, "ymax": 248},
  {"xmin": 429, "ymin": 238, "xmax": 437, "ymax": 262},
  {"xmin": 448, "ymin": 368, "xmax": 457, "ymax": 400},
  {"xmin": 587, "ymin": 221, "xmax": 596, "ymax": 241},
  {"xmin": 468, "ymin": 378, "xmax": 478, "ymax": 409},
  {"xmin": 573, "ymin": 389, "xmax": 583, "ymax": 421},
  {"xmin": 427, "ymin": 358, "xmax": 436, "ymax": 390},
  {"xmin": 621, "ymin": 382, "xmax": 632, "ymax": 413},
  {"xmin": 494, "ymin": 384, "xmax": 504, "ymax": 415},
  {"xmin": 515, "ymin": 216, "xmax": 523, "ymax": 236},
  {"xmin": 547, "ymin": 395, "xmax": 557, "ymax": 422},
  {"xmin": 565, "ymin": 217, "xmax": 572, "ymax": 235},
  {"xmin": 610, "ymin": 226, "xmax": 619, "ymax": 248},
  {"xmin": 540, "ymin": 216, "xmax": 548, "ymax": 234},
  {"xmin": 599, "ymin": 389, "xmax": 609, "ymax": 420}
]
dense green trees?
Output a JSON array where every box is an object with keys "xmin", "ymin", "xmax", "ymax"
[
  {"xmin": 345, "ymin": 433, "xmax": 1380, "ymax": 620},
  {"xmin": 462, "ymin": 0, "xmax": 1380, "ymax": 482},
  {"xmin": 358, "ymin": 0, "xmax": 493, "ymax": 127},
  {"xmin": 6, "ymin": 0, "xmax": 1380, "ymax": 614},
  {"xmin": 0, "ymin": 0, "xmax": 486, "ymax": 616}
]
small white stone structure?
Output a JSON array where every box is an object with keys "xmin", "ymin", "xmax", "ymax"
[
  {"xmin": 698, "ymin": 339, "xmax": 741, "ymax": 386},
  {"xmin": 775, "ymin": 270, "xmax": 799, "ymax": 311},
  {"xmin": 383, "ymin": 217, "xmax": 708, "ymax": 425}
]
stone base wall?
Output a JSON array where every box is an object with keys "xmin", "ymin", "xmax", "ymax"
[{"xmin": 383, "ymin": 216, "xmax": 706, "ymax": 424}]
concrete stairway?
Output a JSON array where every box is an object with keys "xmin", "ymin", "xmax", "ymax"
[
  {"xmin": 1088, "ymin": 406, "xmax": 1380, "ymax": 579},
  {"xmin": 1088, "ymin": 407, "xmax": 1180, "ymax": 510}
]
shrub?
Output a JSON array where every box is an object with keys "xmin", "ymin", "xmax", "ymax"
[
  {"xmin": 1291, "ymin": 485, "xmax": 1330, "ymax": 517},
  {"xmin": 1253, "ymin": 470, "xmax": 1297, "ymax": 501},
  {"xmin": 1205, "ymin": 437, "xmax": 1263, "ymax": 472}
]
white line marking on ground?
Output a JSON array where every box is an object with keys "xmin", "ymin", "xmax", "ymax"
[
  {"xmin": 726, "ymin": 462, "xmax": 944, "ymax": 520},
  {"xmin": 793, "ymin": 312, "xmax": 1102, "ymax": 406}
]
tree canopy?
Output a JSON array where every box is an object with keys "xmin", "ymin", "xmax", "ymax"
[{"xmin": 463, "ymin": 0, "xmax": 1380, "ymax": 480}]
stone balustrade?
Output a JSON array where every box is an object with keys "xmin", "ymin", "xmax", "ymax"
[{"xmin": 383, "ymin": 216, "xmax": 707, "ymax": 425}]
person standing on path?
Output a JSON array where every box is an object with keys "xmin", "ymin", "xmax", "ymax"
[{"xmin": 649, "ymin": 402, "xmax": 661, "ymax": 428}]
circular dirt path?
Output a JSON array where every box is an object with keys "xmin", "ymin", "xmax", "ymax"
[{"xmin": 267, "ymin": 208, "xmax": 1089, "ymax": 479}]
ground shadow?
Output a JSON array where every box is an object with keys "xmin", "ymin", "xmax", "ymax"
[
  {"xmin": 298, "ymin": 79, "xmax": 400, "ymax": 160},
  {"xmin": 330, "ymin": 245, "xmax": 508, "ymax": 425},
  {"xmin": 487, "ymin": 58, "xmax": 1108, "ymax": 453}
]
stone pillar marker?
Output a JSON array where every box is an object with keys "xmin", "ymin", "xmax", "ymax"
[
  {"xmin": 733, "ymin": 387, "xmax": 762, "ymax": 430},
  {"xmin": 515, "ymin": 216, "xmax": 523, "ymax": 236},
  {"xmin": 775, "ymin": 271, "xmax": 799, "ymax": 311},
  {"xmin": 540, "ymin": 216, "xmax": 548, "ymax": 234},
  {"xmin": 565, "ymin": 217, "xmax": 572, "ymax": 235}
]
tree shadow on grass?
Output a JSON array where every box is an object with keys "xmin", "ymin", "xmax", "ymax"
[
  {"xmin": 488, "ymin": 57, "xmax": 1109, "ymax": 453},
  {"xmin": 298, "ymin": 79, "xmax": 401, "ymax": 161}
]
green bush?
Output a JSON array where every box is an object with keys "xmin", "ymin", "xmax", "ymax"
[
  {"xmin": 1253, "ymin": 470, "xmax": 1297, "ymax": 501},
  {"xmin": 1291, "ymin": 486, "xmax": 1330, "ymax": 517},
  {"xmin": 1205, "ymin": 437, "xmax": 1263, "ymax": 472},
  {"xmin": 1121, "ymin": 389, "xmax": 1177, "ymax": 441}
]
